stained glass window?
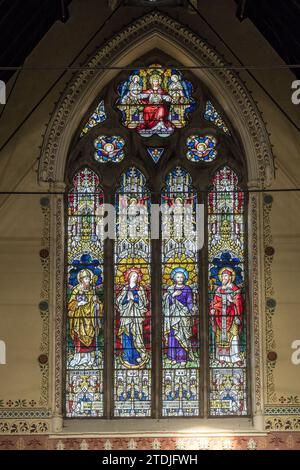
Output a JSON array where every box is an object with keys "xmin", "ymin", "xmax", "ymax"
[
  {"xmin": 94, "ymin": 135, "xmax": 125, "ymax": 163},
  {"xmin": 208, "ymin": 166, "xmax": 247, "ymax": 416},
  {"xmin": 80, "ymin": 100, "xmax": 107, "ymax": 137},
  {"xmin": 117, "ymin": 65, "xmax": 195, "ymax": 137},
  {"xmin": 147, "ymin": 147, "xmax": 164, "ymax": 163},
  {"xmin": 114, "ymin": 167, "xmax": 152, "ymax": 417},
  {"xmin": 67, "ymin": 63, "xmax": 250, "ymax": 420},
  {"xmin": 66, "ymin": 167, "xmax": 104, "ymax": 417},
  {"xmin": 186, "ymin": 135, "xmax": 217, "ymax": 162},
  {"xmin": 161, "ymin": 167, "xmax": 200, "ymax": 416},
  {"xmin": 204, "ymin": 101, "xmax": 230, "ymax": 135}
]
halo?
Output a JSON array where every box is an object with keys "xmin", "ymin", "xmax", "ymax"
[
  {"xmin": 128, "ymin": 197, "xmax": 138, "ymax": 204},
  {"xmin": 147, "ymin": 64, "xmax": 164, "ymax": 77},
  {"xmin": 218, "ymin": 267, "xmax": 236, "ymax": 283},
  {"xmin": 115, "ymin": 257, "xmax": 150, "ymax": 286},
  {"xmin": 163, "ymin": 254, "xmax": 197, "ymax": 286},
  {"xmin": 170, "ymin": 267, "xmax": 189, "ymax": 281},
  {"xmin": 77, "ymin": 268, "xmax": 94, "ymax": 284},
  {"xmin": 124, "ymin": 266, "xmax": 142, "ymax": 284}
]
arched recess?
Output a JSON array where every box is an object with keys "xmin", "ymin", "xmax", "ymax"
[
  {"xmin": 40, "ymin": 12, "xmax": 274, "ymax": 433},
  {"xmin": 39, "ymin": 12, "xmax": 274, "ymax": 186}
]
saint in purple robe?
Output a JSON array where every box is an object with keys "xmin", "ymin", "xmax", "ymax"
[{"xmin": 164, "ymin": 281, "xmax": 193, "ymax": 364}]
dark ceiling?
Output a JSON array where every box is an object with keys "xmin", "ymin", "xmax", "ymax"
[
  {"xmin": 0, "ymin": 0, "xmax": 72, "ymax": 83},
  {"xmin": 0, "ymin": 0, "xmax": 299, "ymax": 84},
  {"xmin": 236, "ymin": 0, "xmax": 300, "ymax": 79}
]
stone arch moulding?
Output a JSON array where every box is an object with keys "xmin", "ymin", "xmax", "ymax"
[
  {"xmin": 40, "ymin": 11, "xmax": 273, "ymax": 434},
  {"xmin": 39, "ymin": 11, "xmax": 274, "ymax": 187}
]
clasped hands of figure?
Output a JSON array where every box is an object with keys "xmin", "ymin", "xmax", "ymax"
[{"xmin": 127, "ymin": 290, "xmax": 135, "ymax": 301}]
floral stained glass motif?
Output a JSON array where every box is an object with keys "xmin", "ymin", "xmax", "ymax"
[
  {"xmin": 114, "ymin": 167, "xmax": 152, "ymax": 417},
  {"xmin": 186, "ymin": 135, "xmax": 217, "ymax": 162},
  {"xmin": 66, "ymin": 167, "xmax": 105, "ymax": 417},
  {"xmin": 147, "ymin": 147, "xmax": 164, "ymax": 163},
  {"xmin": 161, "ymin": 167, "xmax": 200, "ymax": 416},
  {"xmin": 204, "ymin": 101, "xmax": 230, "ymax": 135},
  {"xmin": 94, "ymin": 135, "xmax": 125, "ymax": 163},
  {"xmin": 80, "ymin": 100, "xmax": 106, "ymax": 137},
  {"xmin": 117, "ymin": 64, "xmax": 195, "ymax": 138},
  {"xmin": 208, "ymin": 166, "xmax": 247, "ymax": 416}
]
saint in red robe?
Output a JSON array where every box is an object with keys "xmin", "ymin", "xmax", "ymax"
[{"xmin": 210, "ymin": 276, "xmax": 243, "ymax": 365}]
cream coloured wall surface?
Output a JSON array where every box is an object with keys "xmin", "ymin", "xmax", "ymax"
[
  {"xmin": 268, "ymin": 172, "xmax": 300, "ymax": 400},
  {"xmin": 0, "ymin": 0, "xmax": 299, "ymax": 434},
  {"xmin": 0, "ymin": 190, "xmax": 44, "ymax": 403}
]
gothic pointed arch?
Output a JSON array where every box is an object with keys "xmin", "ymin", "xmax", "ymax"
[
  {"xmin": 43, "ymin": 12, "xmax": 273, "ymax": 431},
  {"xmin": 39, "ymin": 11, "xmax": 274, "ymax": 188}
]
